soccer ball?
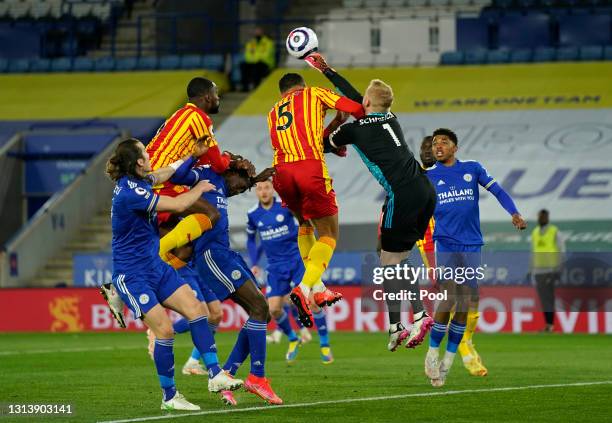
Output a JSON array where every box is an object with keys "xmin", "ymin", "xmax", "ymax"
[{"xmin": 286, "ymin": 27, "xmax": 318, "ymax": 59}]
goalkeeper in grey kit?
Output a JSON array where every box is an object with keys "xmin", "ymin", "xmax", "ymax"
[{"xmin": 303, "ymin": 52, "xmax": 436, "ymax": 351}]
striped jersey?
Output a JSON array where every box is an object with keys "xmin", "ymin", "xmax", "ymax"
[
  {"xmin": 268, "ymin": 87, "xmax": 343, "ymax": 166},
  {"xmin": 147, "ymin": 103, "xmax": 217, "ymax": 172},
  {"xmin": 416, "ymin": 218, "xmax": 436, "ymax": 275}
]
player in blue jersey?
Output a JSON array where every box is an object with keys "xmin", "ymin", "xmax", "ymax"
[
  {"xmin": 106, "ymin": 138, "xmax": 243, "ymax": 411},
  {"xmin": 424, "ymin": 128, "xmax": 526, "ymax": 387},
  {"xmin": 170, "ymin": 159, "xmax": 283, "ymax": 405},
  {"xmin": 247, "ymin": 179, "xmax": 333, "ymax": 364}
]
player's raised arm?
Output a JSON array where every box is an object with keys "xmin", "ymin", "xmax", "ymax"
[
  {"xmin": 147, "ymin": 136, "xmax": 210, "ymax": 185},
  {"xmin": 156, "ymin": 180, "xmax": 216, "ymax": 213},
  {"xmin": 310, "ymin": 85, "xmax": 364, "ymax": 120},
  {"xmin": 305, "ymin": 52, "xmax": 363, "ymax": 103},
  {"xmin": 477, "ymin": 163, "xmax": 527, "ymax": 230}
]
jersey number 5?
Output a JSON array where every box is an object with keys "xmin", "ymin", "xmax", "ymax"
[
  {"xmin": 383, "ymin": 123, "xmax": 401, "ymax": 147},
  {"xmin": 276, "ymin": 101, "xmax": 293, "ymax": 131}
]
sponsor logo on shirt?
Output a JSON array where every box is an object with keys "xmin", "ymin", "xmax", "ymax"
[{"xmin": 260, "ymin": 225, "xmax": 290, "ymax": 241}]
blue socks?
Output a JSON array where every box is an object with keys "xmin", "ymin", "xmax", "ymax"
[
  {"xmin": 428, "ymin": 320, "xmax": 466, "ymax": 353},
  {"xmin": 223, "ymin": 324, "xmax": 250, "ymax": 376},
  {"xmin": 172, "ymin": 318, "xmax": 190, "ymax": 334},
  {"xmin": 275, "ymin": 310, "xmax": 298, "ymax": 342},
  {"xmin": 154, "ymin": 338, "xmax": 176, "ymax": 401},
  {"xmin": 313, "ymin": 310, "xmax": 329, "ymax": 347},
  {"xmin": 223, "ymin": 319, "xmax": 268, "ymax": 377},
  {"xmin": 176, "ymin": 319, "xmax": 218, "ymax": 362},
  {"xmin": 208, "ymin": 321, "xmax": 218, "ymax": 335},
  {"xmin": 447, "ymin": 320, "xmax": 466, "ymax": 353},
  {"xmin": 246, "ymin": 318, "xmax": 267, "ymax": 377},
  {"xmin": 189, "ymin": 316, "xmax": 221, "ymax": 377},
  {"xmin": 429, "ymin": 321, "xmax": 447, "ymax": 348}
]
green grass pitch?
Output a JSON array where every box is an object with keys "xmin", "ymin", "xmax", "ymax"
[{"xmin": 0, "ymin": 332, "xmax": 610, "ymax": 422}]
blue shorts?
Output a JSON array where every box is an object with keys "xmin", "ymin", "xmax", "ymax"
[
  {"xmin": 266, "ymin": 256, "xmax": 304, "ymax": 298},
  {"xmin": 112, "ymin": 262, "xmax": 185, "ymax": 319},
  {"xmin": 435, "ymin": 240, "xmax": 482, "ymax": 288},
  {"xmin": 194, "ymin": 248, "xmax": 256, "ymax": 302},
  {"xmin": 177, "ymin": 265, "xmax": 219, "ymax": 304}
]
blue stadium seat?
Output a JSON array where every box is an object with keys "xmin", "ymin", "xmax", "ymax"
[
  {"xmin": 456, "ymin": 17, "xmax": 490, "ymax": 51},
  {"xmin": 60, "ymin": 38, "xmax": 79, "ymax": 57},
  {"xmin": 440, "ymin": 51, "xmax": 465, "ymax": 65},
  {"xmin": 94, "ymin": 56, "xmax": 116, "ymax": 71},
  {"xmin": 76, "ymin": 18, "xmax": 99, "ymax": 37},
  {"xmin": 604, "ymin": 46, "xmax": 612, "ymax": 60},
  {"xmin": 497, "ymin": 14, "xmax": 552, "ymax": 49},
  {"xmin": 579, "ymin": 46, "xmax": 603, "ymax": 61},
  {"xmin": 179, "ymin": 55, "xmax": 203, "ymax": 69},
  {"xmin": 558, "ymin": 14, "xmax": 611, "ymax": 47},
  {"xmin": 7, "ymin": 59, "xmax": 31, "ymax": 73},
  {"xmin": 464, "ymin": 49, "xmax": 487, "ymax": 64},
  {"xmin": 30, "ymin": 58, "xmax": 52, "ymax": 73},
  {"xmin": 486, "ymin": 49, "xmax": 510, "ymax": 64},
  {"xmin": 510, "ymin": 48, "xmax": 533, "ymax": 62},
  {"xmin": 533, "ymin": 47, "xmax": 556, "ymax": 62},
  {"xmin": 158, "ymin": 55, "xmax": 180, "ymax": 70},
  {"xmin": 50, "ymin": 57, "xmax": 72, "ymax": 72},
  {"xmin": 556, "ymin": 46, "xmax": 579, "ymax": 62},
  {"xmin": 136, "ymin": 56, "xmax": 158, "ymax": 70},
  {"xmin": 115, "ymin": 57, "xmax": 137, "ymax": 71},
  {"xmin": 73, "ymin": 57, "xmax": 94, "ymax": 72},
  {"xmin": 0, "ymin": 58, "xmax": 7, "ymax": 73},
  {"xmin": 202, "ymin": 54, "xmax": 224, "ymax": 70}
]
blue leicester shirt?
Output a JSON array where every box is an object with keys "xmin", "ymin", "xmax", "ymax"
[
  {"xmin": 247, "ymin": 198, "xmax": 300, "ymax": 265},
  {"xmin": 180, "ymin": 165, "xmax": 231, "ymax": 253},
  {"xmin": 426, "ymin": 160, "xmax": 496, "ymax": 246},
  {"xmin": 111, "ymin": 176, "xmax": 161, "ymax": 274}
]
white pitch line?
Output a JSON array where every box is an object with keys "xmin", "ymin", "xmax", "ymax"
[
  {"xmin": 97, "ymin": 380, "xmax": 612, "ymax": 423},
  {"xmin": 0, "ymin": 345, "xmax": 144, "ymax": 356}
]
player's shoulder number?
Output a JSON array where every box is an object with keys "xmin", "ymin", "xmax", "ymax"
[{"xmin": 276, "ymin": 101, "xmax": 293, "ymax": 131}]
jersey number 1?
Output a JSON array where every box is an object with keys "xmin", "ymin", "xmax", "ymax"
[
  {"xmin": 383, "ymin": 123, "xmax": 401, "ymax": 147},
  {"xmin": 276, "ymin": 101, "xmax": 293, "ymax": 131}
]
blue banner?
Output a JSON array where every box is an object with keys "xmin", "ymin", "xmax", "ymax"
[{"xmin": 73, "ymin": 253, "xmax": 113, "ymax": 287}]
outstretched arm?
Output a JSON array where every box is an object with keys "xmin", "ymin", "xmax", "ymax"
[
  {"xmin": 306, "ymin": 53, "xmax": 363, "ymax": 103},
  {"xmin": 148, "ymin": 137, "xmax": 209, "ymax": 185},
  {"xmin": 478, "ymin": 163, "xmax": 526, "ymax": 230},
  {"xmin": 487, "ymin": 183, "xmax": 526, "ymax": 230}
]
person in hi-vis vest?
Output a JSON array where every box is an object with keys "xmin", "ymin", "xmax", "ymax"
[
  {"xmin": 240, "ymin": 27, "xmax": 276, "ymax": 91},
  {"xmin": 530, "ymin": 209, "xmax": 565, "ymax": 333}
]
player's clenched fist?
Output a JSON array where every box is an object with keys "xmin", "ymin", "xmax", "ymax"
[{"xmin": 512, "ymin": 213, "xmax": 527, "ymax": 230}]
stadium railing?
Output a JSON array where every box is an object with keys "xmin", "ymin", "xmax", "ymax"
[{"xmin": 0, "ymin": 128, "xmax": 126, "ymax": 288}]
